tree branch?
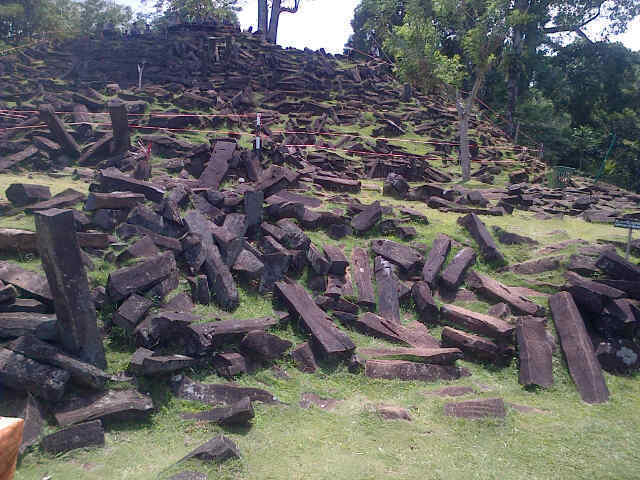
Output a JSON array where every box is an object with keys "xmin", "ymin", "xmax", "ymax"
[
  {"xmin": 575, "ymin": 28, "xmax": 593, "ymax": 43},
  {"xmin": 543, "ymin": 5, "xmax": 602, "ymax": 35}
]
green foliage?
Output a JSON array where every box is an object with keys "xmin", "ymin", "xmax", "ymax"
[{"xmin": 148, "ymin": 0, "xmax": 240, "ymax": 25}]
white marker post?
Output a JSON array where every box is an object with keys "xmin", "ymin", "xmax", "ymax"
[
  {"xmin": 255, "ymin": 112, "xmax": 262, "ymax": 160},
  {"xmin": 614, "ymin": 219, "xmax": 640, "ymax": 260}
]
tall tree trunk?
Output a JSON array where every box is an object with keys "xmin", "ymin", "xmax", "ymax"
[
  {"xmin": 506, "ymin": 0, "xmax": 529, "ymax": 138},
  {"xmin": 456, "ymin": 72, "xmax": 486, "ymax": 182},
  {"xmin": 267, "ymin": 0, "xmax": 282, "ymax": 43},
  {"xmin": 258, "ymin": 0, "xmax": 268, "ymax": 34}
]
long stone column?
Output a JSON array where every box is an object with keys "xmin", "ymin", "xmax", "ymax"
[{"xmin": 35, "ymin": 208, "xmax": 106, "ymax": 369}]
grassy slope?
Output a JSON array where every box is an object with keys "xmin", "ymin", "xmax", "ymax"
[{"xmin": 3, "ymin": 172, "xmax": 639, "ymax": 480}]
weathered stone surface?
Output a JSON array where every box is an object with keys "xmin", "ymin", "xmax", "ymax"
[
  {"xmin": 441, "ymin": 327, "xmax": 509, "ymax": 364},
  {"xmin": 444, "ymin": 398, "xmax": 506, "ymax": 419},
  {"xmin": 213, "ymin": 352, "xmax": 249, "ymax": 378},
  {"xmin": 595, "ymin": 339, "xmax": 640, "ymax": 374},
  {"xmin": 116, "ymin": 236, "xmax": 161, "ymax": 264},
  {"xmin": 358, "ymin": 347, "xmax": 462, "ymax": 365},
  {"xmin": 180, "ymin": 435, "xmax": 240, "ymax": 464},
  {"xmin": 307, "ymin": 243, "xmax": 330, "ymax": 275},
  {"xmin": 98, "ymin": 168, "xmax": 165, "ymax": 203},
  {"xmin": 203, "ymin": 243, "xmax": 239, "ymax": 311},
  {"xmin": 549, "ymin": 292, "xmax": 609, "ymax": 404},
  {"xmin": 364, "ymin": 359, "xmax": 462, "ymax": 381},
  {"xmin": 458, "ymin": 213, "xmax": 505, "ymax": 264},
  {"xmin": 35, "ymin": 209, "xmax": 106, "ymax": 368},
  {"xmin": 170, "ymin": 375, "xmax": 277, "ymax": 405},
  {"xmin": 275, "ymin": 280, "xmax": 355, "ymax": 358},
  {"xmin": 54, "ymin": 389, "xmax": 154, "ymax": 426},
  {"xmin": 422, "ymin": 234, "xmax": 451, "ymax": 287},
  {"xmin": 7, "ymin": 335, "xmax": 109, "ymax": 390},
  {"xmin": 423, "ymin": 386, "xmax": 475, "ymax": 397},
  {"xmin": 0, "ymin": 348, "xmax": 70, "ymax": 402},
  {"xmin": 374, "ymin": 256, "xmax": 400, "ymax": 324},
  {"xmin": 240, "ymin": 330, "xmax": 292, "ymax": 361},
  {"xmin": 510, "ymin": 256, "xmax": 563, "ymax": 275},
  {"xmin": 181, "ymin": 397, "xmax": 254, "ymax": 425},
  {"xmin": 0, "ymin": 262, "xmax": 52, "ymax": 303},
  {"xmin": 488, "ymin": 303, "xmax": 511, "ymax": 319},
  {"xmin": 412, "ymin": 281, "xmax": 439, "ymax": 324},
  {"xmin": 351, "ymin": 247, "xmax": 376, "ymax": 310},
  {"xmin": 185, "ymin": 317, "xmax": 278, "ymax": 356},
  {"xmin": 492, "ymin": 226, "xmax": 538, "ymax": 246},
  {"xmin": 291, "ymin": 342, "xmax": 318, "ymax": 373},
  {"xmin": 41, "ymin": 420, "xmax": 104, "ymax": 454},
  {"xmin": 466, "ymin": 270, "xmax": 543, "ymax": 316},
  {"xmin": 440, "ymin": 248, "xmax": 476, "ymax": 290},
  {"xmin": 0, "ymin": 312, "xmax": 57, "ymax": 340},
  {"xmin": 376, "ymin": 404, "xmax": 412, "ymax": 421},
  {"xmin": 113, "ymin": 294, "xmax": 153, "ymax": 332},
  {"xmin": 85, "ymin": 191, "xmax": 145, "ymax": 211},
  {"xmin": 128, "ymin": 347, "xmax": 197, "ymax": 376},
  {"xmin": 596, "ymin": 250, "xmax": 640, "ymax": 281},
  {"xmin": 25, "ymin": 188, "xmax": 86, "ymax": 213},
  {"xmin": 107, "ymin": 252, "xmax": 176, "ymax": 302},
  {"xmin": 39, "ymin": 104, "xmax": 81, "ymax": 157},
  {"xmin": 565, "ymin": 271, "xmax": 625, "ymax": 315},
  {"xmin": 371, "ymin": 239, "xmax": 423, "ymax": 273},
  {"xmin": 351, "ymin": 201, "xmax": 382, "ymax": 233},
  {"xmin": 440, "ymin": 304, "xmax": 515, "ymax": 342},
  {"xmin": 323, "ymin": 244, "xmax": 349, "ymax": 275},
  {"xmin": 299, "ymin": 392, "xmax": 340, "ymax": 410},
  {"xmin": 516, "ymin": 317, "xmax": 553, "ymax": 388},
  {"xmin": 5, "ymin": 184, "xmax": 51, "ymax": 207},
  {"xmin": 134, "ymin": 311, "xmax": 197, "ymax": 349}
]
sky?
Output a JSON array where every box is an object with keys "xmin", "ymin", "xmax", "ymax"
[{"xmin": 122, "ymin": 0, "xmax": 640, "ymax": 54}]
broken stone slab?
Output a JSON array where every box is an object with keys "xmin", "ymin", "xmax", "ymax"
[
  {"xmin": 24, "ymin": 188, "xmax": 86, "ymax": 213},
  {"xmin": 128, "ymin": 348, "xmax": 198, "ymax": 376},
  {"xmin": 232, "ymin": 249, "xmax": 265, "ymax": 281},
  {"xmin": 53, "ymin": 389, "xmax": 154, "ymax": 426},
  {"xmin": 0, "ymin": 145, "xmax": 39, "ymax": 170},
  {"xmin": 516, "ymin": 317, "xmax": 553, "ymax": 388},
  {"xmin": 116, "ymin": 236, "xmax": 161, "ymax": 264},
  {"xmin": 85, "ymin": 191, "xmax": 146, "ymax": 211},
  {"xmin": 0, "ymin": 348, "xmax": 70, "ymax": 402},
  {"xmin": 488, "ymin": 302, "xmax": 511, "ymax": 319},
  {"xmin": 374, "ymin": 256, "xmax": 400, "ymax": 324},
  {"xmin": 41, "ymin": 420, "xmax": 104, "ymax": 455},
  {"xmin": 240, "ymin": 330, "xmax": 292, "ymax": 361},
  {"xmin": 107, "ymin": 252, "xmax": 176, "ymax": 302},
  {"xmin": 199, "ymin": 141, "xmax": 235, "ymax": 188},
  {"xmin": 440, "ymin": 304, "xmax": 515, "ymax": 342},
  {"xmin": 8, "ymin": 392, "xmax": 46, "ymax": 455},
  {"xmin": 371, "ymin": 239, "xmax": 423, "ymax": 273},
  {"xmin": 351, "ymin": 247, "xmax": 376, "ymax": 310},
  {"xmin": 184, "ymin": 317, "xmax": 278, "ymax": 356},
  {"xmin": 412, "ymin": 281, "xmax": 439, "ymax": 324},
  {"xmin": 444, "ymin": 398, "xmax": 506, "ymax": 419},
  {"xmin": 358, "ymin": 347, "xmax": 462, "ymax": 365},
  {"xmin": 0, "ymin": 282, "xmax": 16, "ymax": 305},
  {"xmin": 466, "ymin": 270, "xmax": 544, "ymax": 316},
  {"xmin": 180, "ymin": 435, "xmax": 240, "ymax": 464},
  {"xmin": 441, "ymin": 327, "xmax": 511, "ymax": 364},
  {"xmin": 458, "ymin": 213, "xmax": 506, "ymax": 264},
  {"xmin": 0, "ymin": 313, "xmax": 57, "ymax": 341},
  {"xmin": 346, "ymin": 312, "xmax": 433, "ymax": 348},
  {"xmin": 181, "ymin": 397, "xmax": 254, "ymax": 426},
  {"xmin": 376, "ymin": 404, "xmax": 412, "ymax": 421},
  {"xmin": 597, "ymin": 298, "xmax": 639, "ymax": 340},
  {"xmin": 351, "ymin": 201, "xmax": 382, "ymax": 233},
  {"xmin": 440, "ymin": 247, "xmax": 476, "ymax": 290},
  {"xmin": 364, "ymin": 359, "xmax": 462, "ymax": 382},
  {"xmin": 170, "ymin": 375, "xmax": 278, "ymax": 405},
  {"xmin": 596, "ymin": 250, "xmax": 640, "ymax": 281},
  {"xmin": 291, "ymin": 342, "xmax": 318, "ymax": 373},
  {"xmin": 0, "ymin": 262, "xmax": 52, "ymax": 303},
  {"xmin": 7, "ymin": 335, "xmax": 109, "ymax": 390},
  {"xmin": 307, "ymin": 243, "xmax": 330, "ymax": 275},
  {"xmin": 491, "ymin": 226, "xmax": 538, "ymax": 246},
  {"xmin": 35, "ymin": 208, "xmax": 106, "ymax": 368},
  {"xmin": 313, "ymin": 175, "xmax": 361, "ymax": 193},
  {"xmin": 203, "ymin": 243, "xmax": 239, "ymax": 311},
  {"xmin": 564, "ymin": 271, "xmax": 625, "ymax": 315},
  {"xmin": 0, "ymin": 229, "xmax": 112, "ymax": 254},
  {"xmin": 299, "ymin": 392, "xmax": 340, "ymax": 411},
  {"xmin": 5, "ymin": 184, "xmax": 51, "ymax": 207},
  {"xmin": 509, "ymin": 256, "xmax": 564, "ymax": 275},
  {"xmin": 595, "ymin": 339, "xmax": 640, "ymax": 374},
  {"xmin": 134, "ymin": 311, "xmax": 198, "ymax": 349},
  {"xmin": 549, "ymin": 292, "xmax": 609, "ymax": 404},
  {"xmin": 422, "ymin": 234, "xmax": 452, "ymax": 287},
  {"xmin": 323, "ymin": 244, "xmax": 349, "ymax": 276},
  {"xmin": 98, "ymin": 168, "xmax": 165, "ymax": 203},
  {"xmin": 39, "ymin": 104, "xmax": 81, "ymax": 157},
  {"xmin": 275, "ymin": 280, "xmax": 355, "ymax": 359}
]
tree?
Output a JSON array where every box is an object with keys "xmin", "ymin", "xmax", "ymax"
[
  {"xmin": 148, "ymin": 0, "xmax": 240, "ymax": 25},
  {"xmin": 386, "ymin": 0, "xmax": 510, "ymax": 181},
  {"xmin": 75, "ymin": 0, "xmax": 132, "ymax": 33},
  {"xmin": 257, "ymin": 0, "xmax": 300, "ymax": 44}
]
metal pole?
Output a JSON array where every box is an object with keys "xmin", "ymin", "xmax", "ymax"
[{"xmin": 626, "ymin": 228, "xmax": 632, "ymax": 261}]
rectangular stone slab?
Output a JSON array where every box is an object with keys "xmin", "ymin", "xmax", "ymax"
[
  {"xmin": 275, "ymin": 280, "xmax": 355, "ymax": 358},
  {"xmin": 35, "ymin": 208, "xmax": 106, "ymax": 368},
  {"xmin": 422, "ymin": 234, "xmax": 451, "ymax": 286},
  {"xmin": 351, "ymin": 201, "xmax": 382, "ymax": 233},
  {"xmin": 374, "ymin": 257, "xmax": 400, "ymax": 323},
  {"xmin": 458, "ymin": 213, "xmax": 505, "ymax": 264},
  {"xmin": 0, "ymin": 262, "xmax": 52, "ymax": 303},
  {"xmin": 549, "ymin": 292, "xmax": 609, "ymax": 404},
  {"xmin": 53, "ymin": 389, "xmax": 154, "ymax": 426},
  {"xmin": 181, "ymin": 397, "xmax": 254, "ymax": 425},
  {"xmin": 364, "ymin": 359, "xmax": 462, "ymax": 381},
  {"xmin": 596, "ymin": 250, "xmax": 640, "ymax": 281},
  {"xmin": 516, "ymin": 317, "xmax": 553, "ymax": 388},
  {"xmin": 41, "ymin": 420, "xmax": 104, "ymax": 454},
  {"xmin": 98, "ymin": 168, "xmax": 165, "ymax": 203},
  {"xmin": 0, "ymin": 348, "xmax": 70, "ymax": 402},
  {"xmin": 351, "ymin": 247, "xmax": 376, "ymax": 310},
  {"xmin": 440, "ymin": 247, "xmax": 476, "ymax": 290},
  {"xmin": 358, "ymin": 347, "xmax": 462, "ymax": 365},
  {"xmin": 466, "ymin": 270, "xmax": 543, "ymax": 316},
  {"xmin": 441, "ymin": 326, "xmax": 508, "ymax": 364},
  {"xmin": 440, "ymin": 304, "xmax": 515, "ymax": 342},
  {"xmin": 0, "ymin": 313, "xmax": 57, "ymax": 340},
  {"xmin": 371, "ymin": 239, "xmax": 423, "ymax": 272},
  {"xmin": 7, "ymin": 335, "xmax": 109, "ymax": 390},
  {"xmin": 565, "ymin": 271, "xmax": 625, "ymax": 314},
  {"xmin": 107, "ymin": 252, "xmax": 176, "ymax": 302},
  {"xmin": 170, "ymin": 375, "xmax": 277, "ymax": 405},
  {"xmin": 412, "ymin": 281, "xmax": 439, "ymax": 324},
  {"xmin": 185, "ymin": 317, "xmax": 278, "ymax": 355},
  {"xmin": 444, "ymin": 398, "xmax": 506, "ymax": 419}
]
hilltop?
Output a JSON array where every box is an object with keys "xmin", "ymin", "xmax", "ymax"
[{"xmin": 0, "ymin": 26, "xmax": 639, "ymax": 480}]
